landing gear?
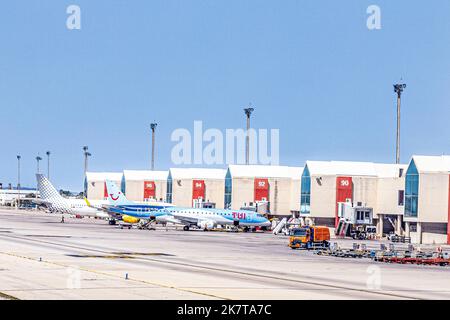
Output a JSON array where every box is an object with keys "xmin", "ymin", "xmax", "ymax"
[
  {"xmin": 243, "ymin": 227, "xmax": 249, "ymax": 233},
  {"xmin": 183, "ymin": 225, "xmax": 190, "ymax": 231}
]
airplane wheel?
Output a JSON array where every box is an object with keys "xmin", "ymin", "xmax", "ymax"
[
  {"xmin": 183, "ymin": 226, "xmax": 189, "ymax": 231},
  {"xmin": 243, "ymin": 227, "xmax": 249, "ymax": 232}
]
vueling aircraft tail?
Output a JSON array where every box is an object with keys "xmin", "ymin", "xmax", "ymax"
[
  {"xmin": 105, "ymin": 180, "xmax": 133, "ymax": 206},
  {"xmin": 36, "ymin": 174, "xmax": 70, "ymax": 212},
  {"xmin": 37, "ymin": 174, "xmax": 65, "ymax": 201}
]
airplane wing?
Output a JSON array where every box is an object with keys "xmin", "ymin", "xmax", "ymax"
[
  {"xmin": 170, "ymin": 214, "xmax": 199, "ymax": 224},
  {"xmin": 156, "ymin": 215, "xmax": 184, "ymax": 225},
  {"xmin": 154, "ymin": 209, "xmax": 202, "ymax": 226},
  {"xmin": 83, "ymin": 199, "xmax": 123, "ymax": 220},
  {"xmin": 84, "ymin": 198, "xmax": 113, "ymax": 213},
  {"xmin": 167, "ymin": 213, "xmax": 227, "ymax": 227},
  {"xmin": 28, "ymin": 198, "xmax": 53, "ymax": 206}
]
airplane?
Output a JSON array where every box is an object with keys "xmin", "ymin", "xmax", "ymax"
[
  {"xmin": 35, "ymin": 174, "xmax": 110, "ymax": 221},
  {"xmin": 103, "ymin": 179, "xmax": 174, "ymax": 213},
  {"xmin": 85, "ymin": 179, "xmax": 175, "ymax": 226},
  {"xmin": 155, "ymin": 206, "xmax": 272, "ymax": 232},
  {"xmin": 105, "ymin": 180, "xmax": 271, "ymax": 231}
]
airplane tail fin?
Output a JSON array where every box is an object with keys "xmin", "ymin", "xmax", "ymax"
[
  {"xmin": 36, "ymin": 174, "xmax": 65, "ymax": 201},
  {"xmin": 36, "ymin": 174, "xmax": 69, "ymax": 211},
  {"xmin": 105, "ymin": 180, "xmax": 133, "ymax": 206}
]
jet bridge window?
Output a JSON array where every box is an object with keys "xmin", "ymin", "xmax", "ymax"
[
  {"xmin": 405, "ymin": 160, "xmax": 419, "ymax": 217},
  {"xmin": 356, "ymin": 211, "xmax": 363, "ymax": 221},
  {"xmin": 224, "ymin": 169, "xmax": 232, "ymax": 208},
  {"xmin": 166, "ymin": 173, "xmax": 173, "ymax": 203},
  {"xmin": 300, "ymin": 166, "xmax": 311, "ymax": 214}
]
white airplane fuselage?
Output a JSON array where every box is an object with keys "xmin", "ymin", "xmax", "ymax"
[{"xmin": 57, "ymin": 198, "xmax": 109, "ymax": 218}]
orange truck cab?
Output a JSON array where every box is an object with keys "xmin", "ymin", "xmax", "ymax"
[{"xmin": 289, "ymin": 226, "xmax": 330, "ymax": 249}]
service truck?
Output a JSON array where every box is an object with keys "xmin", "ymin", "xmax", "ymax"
[{"xmin": 289, "ymin": 226, "xmax": 330, "ymax": 250}]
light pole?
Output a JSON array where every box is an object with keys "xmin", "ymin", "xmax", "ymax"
[
  {"xmin": 83, "ymin": 146, "xmax": 91, "ymax": 175},
  {"xmin": 16, "ymin": 155, "xmax": 21, "ymax": 208},
  {"xmin": 36, "ymin": 155, "xmax": 43, "ymax": 199},
  {"xmin": 244, "ymin": 105, "xmax": 254, "ymax": 165},
  {"xmin": 46, "ymin": 151, "xmax": 50, "ymax": 179},
  {"xmin": 150, "ymin": 123, "xmax": 157, "ymax": 170},
  {"xmin": 393, "ymin": 83, "xmax": 406, "ymax": 164},
  {"xmin": 36, "ymin": 155, "xmax": 42, "ymax": 173}
]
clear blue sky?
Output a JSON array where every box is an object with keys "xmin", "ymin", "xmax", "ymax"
[{"xmin": 1, "ymin": 0, "xmax": 449, "ymax": 191}]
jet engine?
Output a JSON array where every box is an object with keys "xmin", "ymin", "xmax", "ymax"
[
  {"xmin": 122, "ymin": 215, "xmax": 140, "ymax": 224},
  {"xmin": 198, "ymin": 220, "xmax": 215, "ymax": 231}
]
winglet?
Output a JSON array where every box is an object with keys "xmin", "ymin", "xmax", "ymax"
[{"xmin": 84, "ymin": 197, "xmax": 92, "ymax": 207}]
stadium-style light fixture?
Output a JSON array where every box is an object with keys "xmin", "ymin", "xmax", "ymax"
[
  {"xmin": 243, "ymin": 105, "xmax": 255, "ymax": 165},
  {"xmin": 393, "ymin": 83, "xmax": 406, "ymax": 164}
]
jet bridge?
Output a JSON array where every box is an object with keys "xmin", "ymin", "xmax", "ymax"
[{"xmin": 336, "ymin": 202, "xmax": 376, "ymax": 240}]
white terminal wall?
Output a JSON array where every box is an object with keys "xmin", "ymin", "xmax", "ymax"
[
  {"xmin": 406, "ymin": 155, "xmax": 450, "ymax": 224},
  {"xmin": 376, "ymin": 176, "xmax": 405, "ymax": 216},
  {"xmin": 306, "ymin": 161, "xmax": 406, "ymax": 219},
  {"xmin": 309, "ymin": 174, "xmax": 336, "ymax": 219},
  {"xmin": 123, "ymin": 170, "xmax": 168, "ymax": 202},
  {"xmin": 228, "ymin": 165, "xmax": 303, "ymax": 215},
  {"xmin": 169, "ymin": 168, "xmax": 226, "ymax": 208},
  {"xmin": 418, "ymin": 173, "xmax": 449, "ymax": 223},
  {"xmin": 374, "ymin": 164, "xmax": 407, "ymax": 216},
  {"xmin": 289, "ymin": 176, "xmax": 301, "ymax": 212},
  {"xmin": 85, "ymin": 172, "xmax": 123, "ymax": 200}
]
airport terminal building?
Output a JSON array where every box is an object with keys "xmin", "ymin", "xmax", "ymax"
[
  {"xmin": 121, "ymin": 170, "xmax": 168, "ymax": 202},
  {"xmin": 81, "ymin": 155, "xmax": 450, "ymax": 244},
  {"xmin": 84, "ymin": 172, "xmax": 123, "ymax": 200},
  {"xmin": 404, "ymin": 155, "xmax": 450, "ymax": 244},
  {"xmin": 166, "ymin": 168, "xmax": 226, "ymax": 208},
  {"xmin": 300, "ymin": 161, "xmax": 407, "ymax": 233},
  {"xmin": 225, "ymin": 165, "xmax": 303, "ymax": 216}
]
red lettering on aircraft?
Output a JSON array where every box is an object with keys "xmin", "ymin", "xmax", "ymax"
[{"xmin": 232, "ymin": 212, "xmax": 246, "ymax": 219}]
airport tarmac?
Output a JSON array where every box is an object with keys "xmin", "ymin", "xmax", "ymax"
[{"xmin": 1, "ymin": 208, "xmax": 450, "ymax": 300}]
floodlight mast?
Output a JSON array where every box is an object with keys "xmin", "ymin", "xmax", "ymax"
[
  {"xmin": 150, "ymin": 123, "xmax": 157, "ymax": 170},
  {"xmin": 36, "ymin": 155, "xmax": 42, "ymax": 173},
  {"xmin": 393, "ymin": 83, "xmax": 406, "ymax": 164},
  {"xmin": 244, "ymin": 106, "xmax": 254, "ymax": 165},
  {"xmin": 83, "ymin": 146, "xmax": 91, "ymax": 175},
  {"xmin": 46, "ymin": 151, "xmax": 50, "ymax": 179},
  {"xmin": 16, "ymin": 155, "xmax": 21, "ymax": 208}
]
